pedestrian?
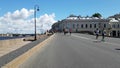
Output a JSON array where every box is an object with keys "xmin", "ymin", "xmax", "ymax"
[
  {"xmin": 69, "ymin": 28, "xmax": 72, "ymax": 35},
  {"xmin": 95, "ymin": 28, "xmax": 99, "ymax": 39},
  {"xmin": 101, "ymin": 28, "xmax": 106, "ymax": 41},
  {"xmin": 63, "ymin": 28, "xmax": 66, "ymax": 35}
]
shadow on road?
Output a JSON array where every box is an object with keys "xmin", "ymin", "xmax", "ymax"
[{"xmin": 115, "ymin": 48, "xmax": 120, "ymax": 50}]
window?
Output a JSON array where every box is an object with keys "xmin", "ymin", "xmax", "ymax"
[
  {"xmin": 77, "ymin": 24, "xmax": 79, "ymax": 28},
  {"xmin": 86, "ymin": 24, "xmax": 88, "ymax": 28},
  {"xmin": 63, "ymin": 24, "xmax": 65, "ymax": 28},
  {"xmin": 112, "ymin": 24, "xmax": 115, "ymax": 28},
  {"xmin": 94, "ymin": 24, "xmax": 96, "ymax": 28},
  {"xmin": 90, "ymin": 24, "xmax": 92, "ymax": 28},
  {"xmin": 104, "ymin": 24, "xmax": 106, "ymax": 28},
  {"xmin": 73, "ymin": 24, "xmax": 75, "ymax": 28},
  {"xmin": 81, "ymin": 24, "xmax": 83, "ymax": 28},
  {"xmin": 118, "ymin": 24, "xmax": 119, "ymax": 28},
  {"xmin": 67, "ymin": 23, "xmax": 70, "ymax": 29}
]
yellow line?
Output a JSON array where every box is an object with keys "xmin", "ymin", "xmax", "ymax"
[{"xmin": 1, "ymin": 34, "xmax": 55, "ymax": 68}]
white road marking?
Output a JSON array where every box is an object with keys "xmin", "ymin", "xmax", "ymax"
[{"xmin": 72, "ymin": 34, "xmax": 94, "ymax": 41}]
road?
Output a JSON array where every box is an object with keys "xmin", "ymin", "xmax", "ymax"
[{"xmin": 20, "ymin": 33, "xmax": 120, "ymax": 68}]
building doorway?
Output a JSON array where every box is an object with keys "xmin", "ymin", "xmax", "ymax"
[
  {"xmin": 118, "ymin": 31, "xmax": 120, "ymax": 37},
  {"xmin": 112, "ymin": 31, "xmax": 116, "ymax": 37}
]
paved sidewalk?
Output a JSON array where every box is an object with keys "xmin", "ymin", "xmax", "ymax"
[
  {"xmin": 0, "ymin": 41, "xmax": 31, "ymax": 57},
  {"xmin": 0, "ymin": 35, "xmax": 49, "ymax": 67}
]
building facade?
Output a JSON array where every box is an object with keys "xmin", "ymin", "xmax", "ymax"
[
  {"xmin": 52, "ymin": 16, "xmax": 120, "ymax": 37},
  {"xmin": 109, "ymin": 18, "xmax": 120, "ymax": 37}
]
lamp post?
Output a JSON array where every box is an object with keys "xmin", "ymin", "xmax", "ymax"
[{"xmin": 34, "ymin": 5, "xmax": 39, "ymax": 40}]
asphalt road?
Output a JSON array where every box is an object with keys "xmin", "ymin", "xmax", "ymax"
[{"xmin": 20, "ymin": 33, "xmax": 120, "ymax": 68}]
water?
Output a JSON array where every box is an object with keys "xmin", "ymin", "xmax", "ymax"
[
  {"xmin": 0, "ymin": 36, "xmax": 23, "ymax": 40},
  {"xmin": 0, "ymin": 34, "xmax": 35, "ymax": 40}
]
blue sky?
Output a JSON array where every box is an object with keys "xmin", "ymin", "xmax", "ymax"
[
  {"xmin": 0, "ymin": 0, "xmax": 120, "ymax": 34},
  {"xmin": 0, "ymin": 0, "xmax": 120, "ymax": 20}
]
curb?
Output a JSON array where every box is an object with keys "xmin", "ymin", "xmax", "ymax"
[{"xmin": 1, "ymin": 34, "xmax": 54, "ymax": 68}]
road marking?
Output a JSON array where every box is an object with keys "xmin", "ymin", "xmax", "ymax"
[
  {"xmin": 72, "ymin": 34, "xmax": 94, "ymax": 41},
  {"xmin": 72, "ymin": 34, "xmax": 120, "ymax": 46}
]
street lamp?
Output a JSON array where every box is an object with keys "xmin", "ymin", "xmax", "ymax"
[{"xmin": 34, "ymin": 5, "xmax": 39, "ymax": 40}]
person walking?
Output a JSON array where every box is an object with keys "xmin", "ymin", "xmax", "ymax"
[
  {"xmin": 95, "ymin": 28, "xmax": 99, "ymax": 39},
  {"xmin": 69, "ymin": 28, "xmax": 72, "ymax": 35},
  {"xmin": 63, "ymin": 28, "xmax": 66, "ymax": 35},
  {"xmin": 101, "ymin": 28, "xmax": 106, "ymax": 41}
]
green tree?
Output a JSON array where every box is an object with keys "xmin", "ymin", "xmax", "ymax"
[{"xmin": 92, "ymin": 13, "xmax": 102, "ymax": 18}]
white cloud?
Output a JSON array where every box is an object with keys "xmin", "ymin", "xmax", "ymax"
[
  {"xmin": 0, "ymin": 8, "xmax": 56, "ymax": 34},
  {"xmin": 4, "ymin": 8, "xmax": 34, "ymax": 20},
  {"xmin": 37, "ymin": 13, "xmax": 56, "ymax": 30}
]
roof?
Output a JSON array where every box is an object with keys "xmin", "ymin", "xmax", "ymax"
[{"xmin": 62, "ymin": 18, "xmax": 110, "ymax": 22}]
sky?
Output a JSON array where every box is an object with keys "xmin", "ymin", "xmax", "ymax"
[{"xmin": 0, "ymin": 0, "xmax": 120, "ymax": 34}]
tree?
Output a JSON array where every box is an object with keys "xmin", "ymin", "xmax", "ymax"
[
  {"xmin": 92, "ymin": 13, "xmax": 102, "ymax": 18},
  {"xmin": 69, "ymin": 14, "xmax": 77, "ymax": 17}
]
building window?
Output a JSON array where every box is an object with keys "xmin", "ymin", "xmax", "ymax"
[
  {"xmin": 66, "ymin": 23, "xmax": 70, "ymax": 29},
  {"xmin": 86, "ymin": 24, "xmax": 88, "ymax": 28},
  {"xmin": 112, "ymin": 24, "xmax": 115, "ymax": 28},
  {"xmin": 118, "ymin": 24, "xmax": 119, "ymax": 28},
  {"xmin": 77, "ymin": 24, "xmax": 79, "ymax": 28},
  {"xmin": 63, "ymin": 24, "xmax": 65, "ymax": 28},
  {"xmin": 94, "ymin": 24, "xmax": 96, "ymax": 28},
  {"xmin": 90, "ymin": 24, "xmax": 92, "ymax": 28},
  {"xmin": 104, "ymin": 24, "xmax": 106, "ymax": 28},
  {"xmin": 98, "ymin": 23, "xmax": 101, "ymax": 28},
  {"xmin": 73, "ymin": 24, "xmax": 75, "ymax": 29},
  {"xmin": 81, "ymin": 24, "xmax": 83, "ymax": 28}
]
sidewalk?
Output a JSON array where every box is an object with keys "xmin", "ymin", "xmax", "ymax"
[
  {"xmin": 0, "ymin": 41, "xmax": 31, "ymax": 57},
  {"xmin": 0, "ymin": 35, "xmax": 49, "ymax": 67}
]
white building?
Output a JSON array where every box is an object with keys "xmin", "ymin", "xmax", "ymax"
[
  {"xmin": 52, "ymin": 16, "xmax": 120, "ymax": 37},
  {"xmin": 109, "ymin": 18, "xmax": 120, "ymax": 37}
]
